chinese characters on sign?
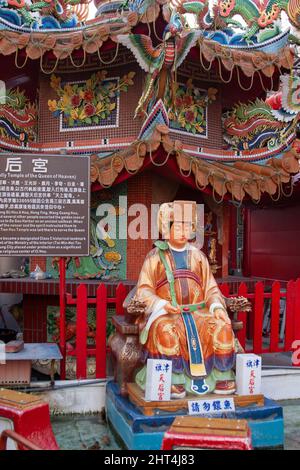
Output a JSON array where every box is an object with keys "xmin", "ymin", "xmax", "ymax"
[
  {"xmin": 188, "ymin": 397, "xmax": 235, "ymax": 417},
  {"xmin": 145, "ymin": 359, "xmax": 172, "ymax": 402},
  {"xmin": 5, "ymin": 158, "xmax": 49, "ymax": 173},
  {"xmin": 236, "ymin": 353, "xmax": 262, "ymax": 395},
  {"xmin": 0, "ymin": 155, "xmax": 90, "ymax": 256}
]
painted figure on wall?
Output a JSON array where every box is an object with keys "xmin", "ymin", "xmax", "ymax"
[{"xmin": 135, "ymin": 200, "xmax": 236, "ymax": 398}]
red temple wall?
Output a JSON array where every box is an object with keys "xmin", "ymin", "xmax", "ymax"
[
  {"xmin": 126, "ymin": 171, "xmax": 229, "ymax": 280},
  {"xmin": 244, "ymin": 204, "xmax": 300, "ymax": 280},
  {"xmin": 30, "ymin": 170, "xmax": 229, "ymax": 280},
  {"xmin": 38, "ymin": 67, "xmax": 223, "ymax": 149},
  {"xmin": 29, "ymin": 171, "xmax": 170, "ymax": 280},
  {"xmin": 31, "ymin": 55, "xmax": 231, "ymax": 278},
  {"xmin": 38, "ymin": 63, "xmax": 143, "ymax": 144},
  {"xmin": 1, "ymin": 56, "xmax": 39, "ymax": 103},
  {"xmin": 126, "ymin": 171, "xmax": 154, "ymax": 281},
  {"xmin": 169, "ymin": 78, "xmax": 223, "ymax": 149}
]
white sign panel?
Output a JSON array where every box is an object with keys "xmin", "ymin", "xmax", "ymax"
[
  {"xmin": 145, "ymin": 359, "xmax": 172, "ymax": 401},
  {"xmin": 188, "ymin": 397, "xmax": 235, "ymax": 417},
  {"xmin": 236, "ymin": 353, "xmax": 262, "ymax": 395}
]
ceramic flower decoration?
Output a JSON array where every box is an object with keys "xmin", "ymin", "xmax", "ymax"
[
  {"xmin": 48, "ymin": 71, "xmax": 135, "ymax": 128},
  {"xmin": 166, "ymin": 80, "xmax": 218, "ymax": 135}
]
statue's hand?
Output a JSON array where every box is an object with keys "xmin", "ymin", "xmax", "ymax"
[
  {"xmin": 165, "ymin": 303, "xmax": 181, "ymax": 315},
  {"xmin": 213, "ymin": 308, "xmax": 231, "ymax": 324}
]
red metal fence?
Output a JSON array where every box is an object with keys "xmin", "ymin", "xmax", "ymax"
[
  {"xmin": 219, "ymin": 279, "xmax": 300, "ymax": 355},
  {"xmin": 58, "ymin": 272, "xmax": 300, "ymax": 380},
  {"xmin": 61, "ymin": 283, "xmax": 127, "ymax": 380}
]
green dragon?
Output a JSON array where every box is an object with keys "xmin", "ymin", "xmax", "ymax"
[
  {"xmin": 182, "ymin": 0, "xmax": 290, "ymax": 42},
  {"xmin": 1, "ymin": 0, "xmax": 83, "ymax": 28},
  {"xmin": 216, "ymin": 0, "xmax": 289, "ymax": 41},
  {"xmin": 223, "ymin": 98, "xmax": 295, "ymax": 150}
]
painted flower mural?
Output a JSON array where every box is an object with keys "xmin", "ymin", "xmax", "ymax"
[
  {"xmin": 48, "ymin": 70, "xmax": 135, "ymax": 129},
  {"xmin": 166, "ymin": 79, "xmax": 218, "ymax": 136}
]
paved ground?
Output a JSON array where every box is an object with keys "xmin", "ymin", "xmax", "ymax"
[
  {"xmin": 51, "ymin": 414, "xmax": 119, "ymax": 450},
  {"xmin": 279, "ymin": 400, "xmax": 300, "ymax": 450},
  {"xmin": 51, "ymin": 399, "xmax": 300, "ymax": 450}
]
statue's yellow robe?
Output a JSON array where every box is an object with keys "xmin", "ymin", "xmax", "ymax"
[{"xmin": 136, "ymin": 243, "xmax": 235, "ymax": 377}]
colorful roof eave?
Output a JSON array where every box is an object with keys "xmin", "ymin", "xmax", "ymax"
[
  {"xmin": 90, "ymin": 124, "xmax": 300, "ymax": 203},
  {"xmin": 1, "ymin": 124, "xmax": 298, "ymax": 203},
  {"xmin": 0, "ymin": 12, "xmax": 139, "ymax": 60},
  {"xmin": 0, "ymin": 124, "xmax": 296, "ymax": 158},
  {"xmin": 0, "ymin": 17, "xmax": 294, "ymax": 80}
]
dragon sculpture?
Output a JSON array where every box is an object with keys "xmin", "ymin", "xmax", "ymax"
[
  {"xmin": 279, "ymin": 73, "xmax": 300, "ymax": 113},
  {"xmin": 0, "ymin": 87, "xmax": 37, "ymax": 143},
  {"xmin": 0, "ymin": 0, "xmax": 88, "ymax": 29},
  {"xmin": 223, "ymin": 96, "xmax": 298, "ymax": 150},
  {"xmin": 51, "ymin": 213, "xmax": 123, "ymax": 280},
  {"xmin": 118, "ymin": 10, "xmax": 201, "ymax": 116},
  {"xmin": 181, "ymin": 0, "xmax": 295, "ymax": 43},
  {"xmin": 121, "ymin": 0, "xmax": 157, "ymax": 14},
  {"xmin": 178, "ymin": 0, "xmax": 218, "ymax": 30}
]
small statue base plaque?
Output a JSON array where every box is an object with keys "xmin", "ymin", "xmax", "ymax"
[{"xmin": 127, "ymin": 382, "xmax": 264, "ymax": 416}]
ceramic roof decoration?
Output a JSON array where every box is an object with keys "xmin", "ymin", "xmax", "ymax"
[
  {"xmin": 0, "ymin": 87, "xmax": 37, "ymax": 143},
  {"xmin": 0, "ymin": 0, "xmax": 300, "ymax": 203},
  {"xmin": 0, "ymin": 0, "xmax": 85, "ymax": 29}
]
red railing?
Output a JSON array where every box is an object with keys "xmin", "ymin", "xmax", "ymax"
[
  {"xmin": 0, "ymin": 429, "xmax": 42, "ymax": 451},
  {"xmin": 59, "ymin": 277, "xmax": 300, "ymax": 379},
  {"xmin": 60, "ymin": 282, "xmax": 127, "ymax": 380},
  {"xmin": 219, "ymin": 279, "xmax": 300, "ymax": 354}
]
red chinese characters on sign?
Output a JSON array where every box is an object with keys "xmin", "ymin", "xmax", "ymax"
[
  {"xmin": 158, "ymin": 373, "xmax": 166, "ymax": 401},
  {"xmin": 145, "ymin": 359, "xmax": 172, "ymax": 401},
  {"xmin": 248, "ymin": 370, "xmax": 256, "ymax": 394}
]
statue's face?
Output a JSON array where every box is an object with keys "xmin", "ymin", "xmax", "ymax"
[{"xmin": 169, "ymin": 221, "xmax": 192, "ymax": 245}]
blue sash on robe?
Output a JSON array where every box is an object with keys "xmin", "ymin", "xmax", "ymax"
[{"xmin": 181, "ymin": 304, "xmax": 209, "ymax": 395}]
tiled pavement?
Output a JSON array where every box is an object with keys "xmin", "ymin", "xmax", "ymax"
[
  {"xmin": 280, "ymin": 400, "xmax": 300, "ymax": 450},
  {"xmin": 51, "ymin": 414, "xmax": 119, "ymax": 450},
  {"xmin": 51, "ymin": 400, "xmax": 300, "ymax": 450}
]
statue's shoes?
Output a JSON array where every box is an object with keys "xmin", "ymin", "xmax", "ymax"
[
  {"xmin": 170, "ymin": 384, "xmax": 186, "ymax": 399},
  {"xmin": 213, "ymin": 380, "xmax": 236, "ymax": 395}
]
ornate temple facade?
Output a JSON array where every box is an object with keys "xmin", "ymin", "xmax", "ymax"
[{"xmin": 1, "ymin": 0, "xmax": 300, "ymax": 284}]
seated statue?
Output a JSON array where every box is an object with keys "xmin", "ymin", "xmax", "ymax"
[{"xmin": 134, "ymin": 200, "xmax": 236, "ymax": 399}]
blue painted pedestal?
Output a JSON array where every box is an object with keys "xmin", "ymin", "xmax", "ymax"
[{"xmin": 106, "ymin": 381, "xmax": 284, "ymax": 450}]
